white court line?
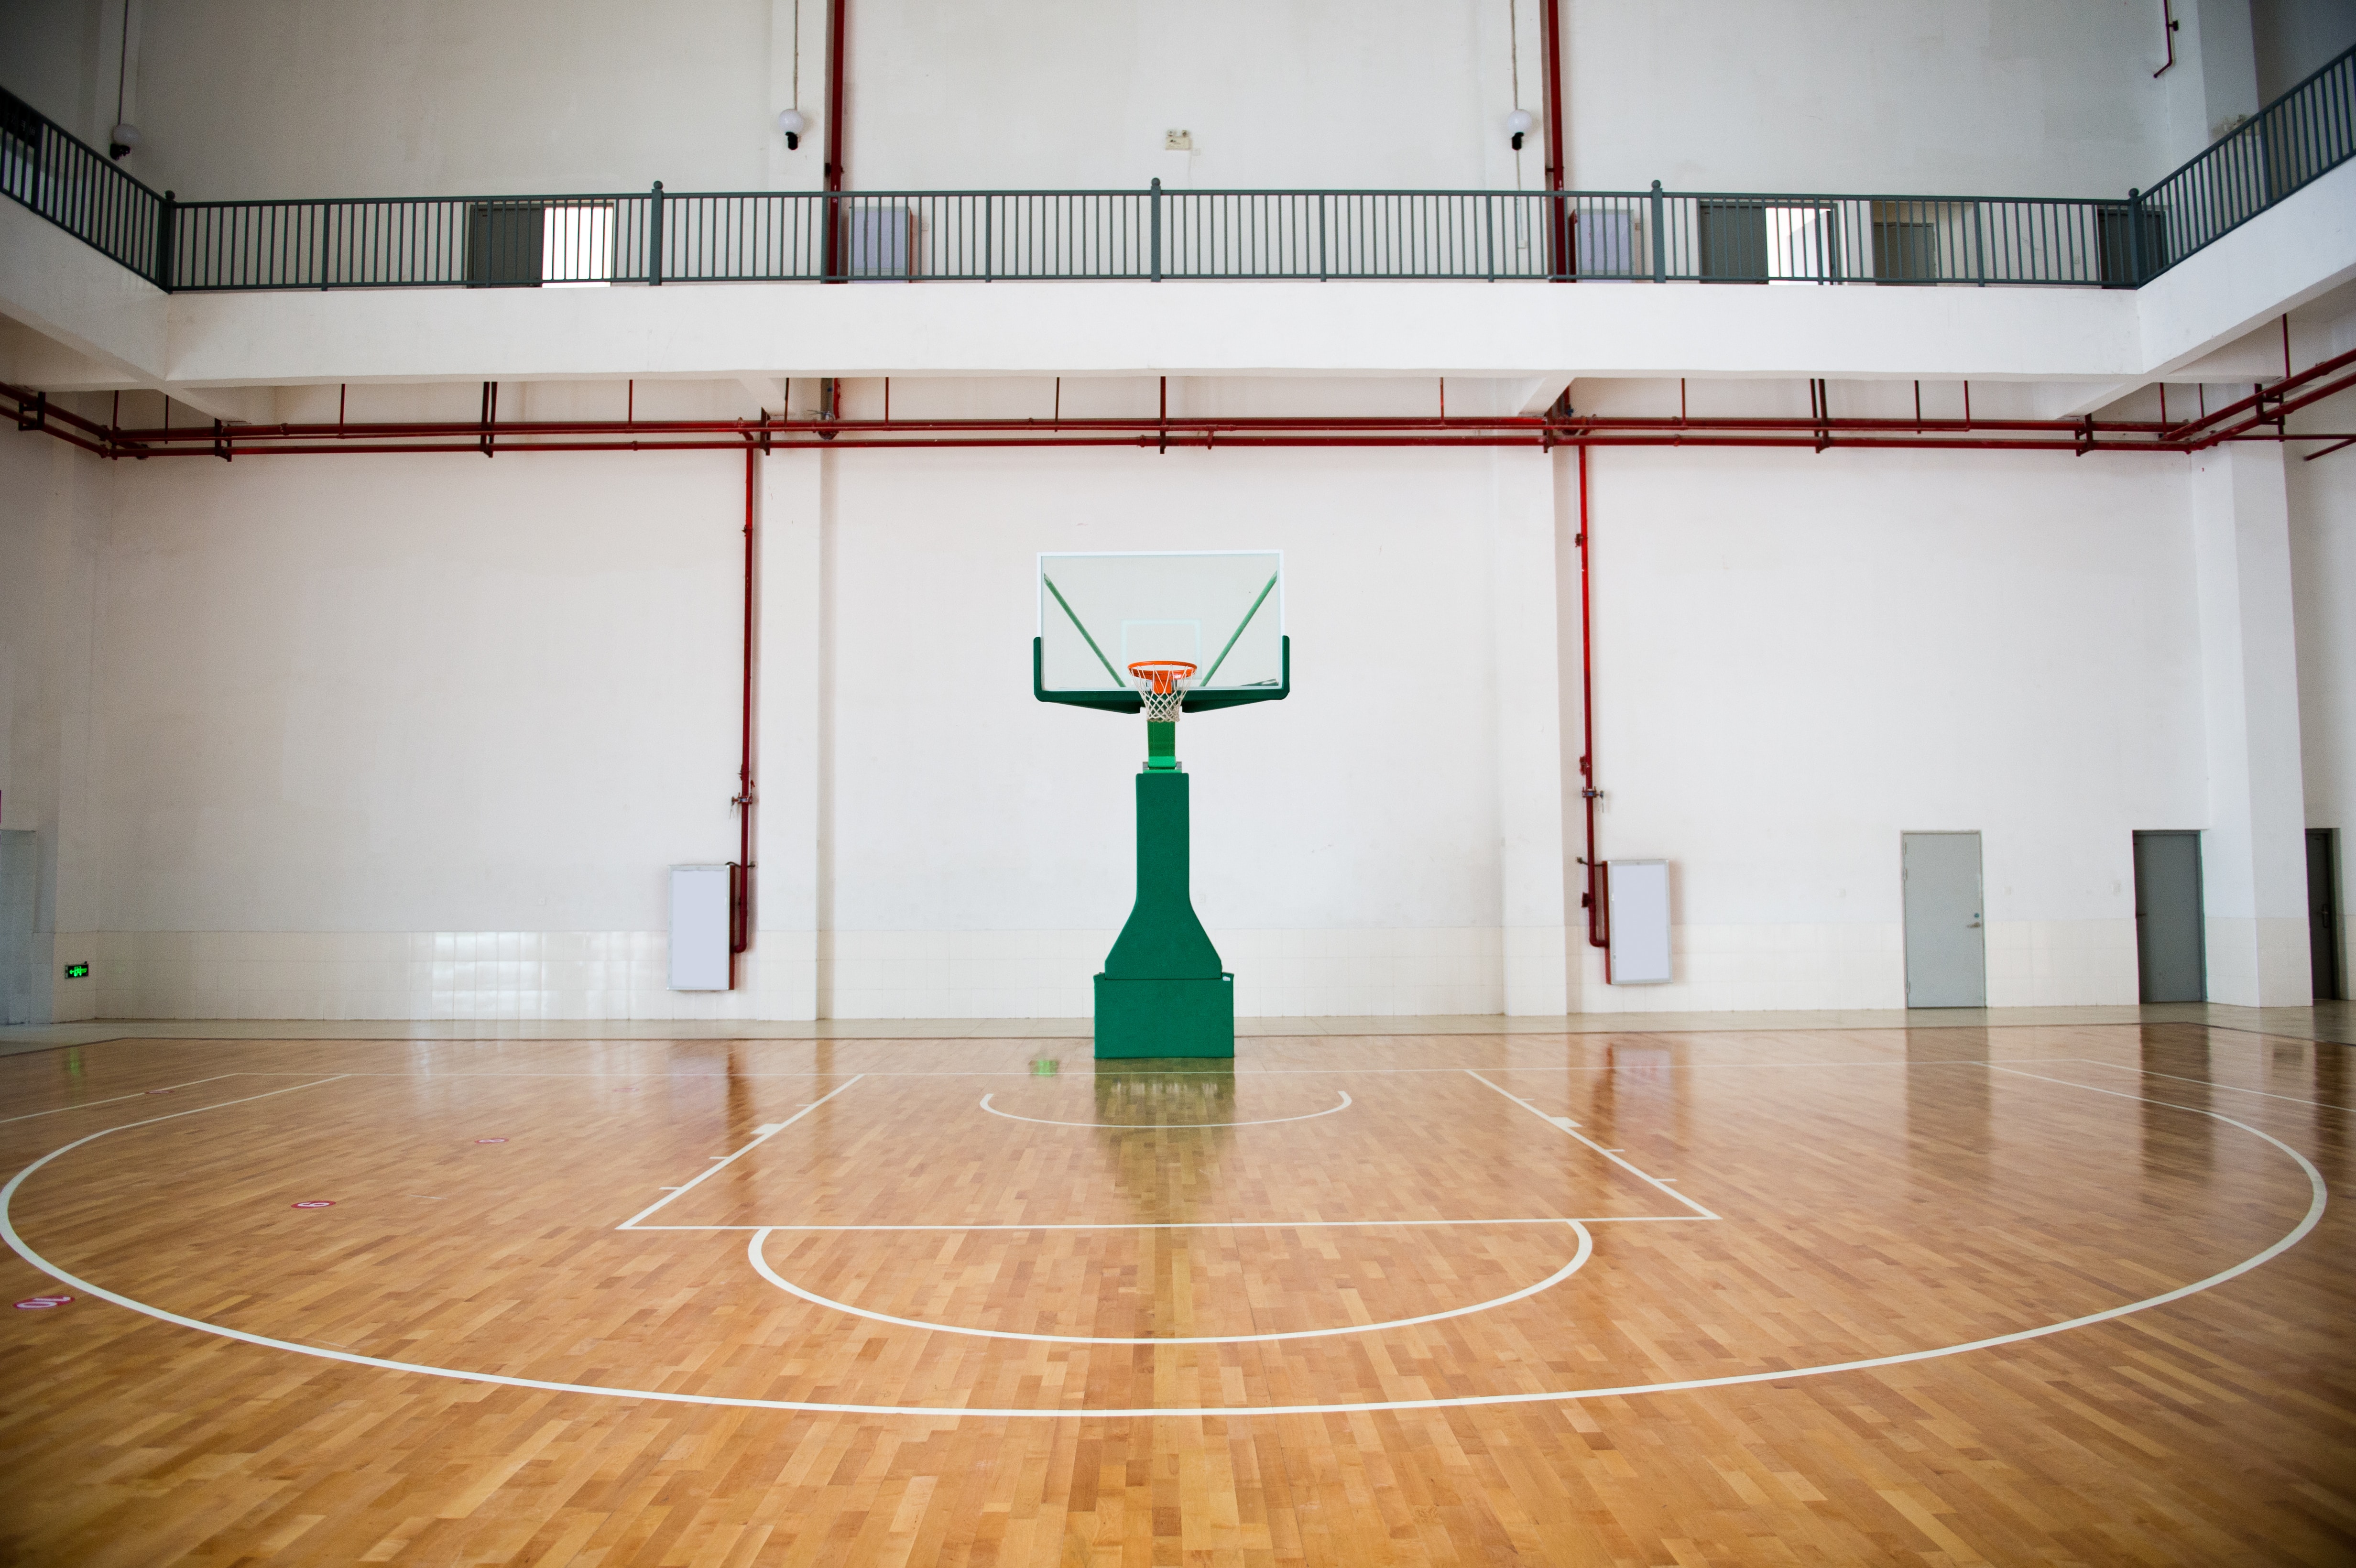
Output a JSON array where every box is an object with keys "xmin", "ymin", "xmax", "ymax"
[
  {"xmin": 0, "ymin": 1074, "xmax": 241, "ymax": 1125},
  {"xmin": 978, "ymin": 1089, "xmax": 1351, "ymax": 1129},
  {"xmin": 746, "ymin": 1221, "xmax": 1592, "ymax": 1344},
  {"xmin": 0, "ymin": 1069, "xmax": 2326, "ymax": 1418},
  {"xmin": 1464, "ymin": 1069, "xmax": 1720, "ymax": 1221},
  {"xmin": 629, "ymin": 1216, "xmax": 1708, "ymax": 1231},
  {"xmin": 2063, "ymin": 1058, "xmax": 2356, "ymax": 1116},
  {"xmin": 614, "ymin": 1075, "xmax": 864, "ymax": 1230},
  {"xmin": 146, "ymin": 1061, "xmax": 2018, "ymax": 1080}
]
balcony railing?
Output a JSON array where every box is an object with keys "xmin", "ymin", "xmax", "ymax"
[
  {"xmin": 2137, "ymin": 43, "xmax": 2356, "ymax": 281},
  {"xmin": 6, "ymin": 41, "xmax": 2351, "ymax": 295}
]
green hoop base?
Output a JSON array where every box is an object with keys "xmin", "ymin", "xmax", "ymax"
[{"xmin": 1092, "ymin": 974, "xmax": 1236, "ymax": 1058}]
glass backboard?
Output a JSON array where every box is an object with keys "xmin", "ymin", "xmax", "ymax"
[{"xmin": 1037, "ymin": 551, "xmax": 1285, "ymax": 698}]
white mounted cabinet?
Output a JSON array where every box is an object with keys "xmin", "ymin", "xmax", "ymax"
[
  {"xmin": 1606, "ymin": 860, "xmax": 1672, "ymax": 985},
  {"xmin": 669, "ymin": 864, "xmax": 733, "ymax": 991}
]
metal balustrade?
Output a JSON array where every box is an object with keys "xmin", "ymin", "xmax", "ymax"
[
  {"xmin": 6, "ymin": 41, "xmax": 2350, "ymax": 295},
  {"xmin": 2135, "ymin": 43, "xmax": 2356, "ymax": 281},
  {"xmin": 0, "ymin": 86, "xmax": 166, "ymax": 281}
]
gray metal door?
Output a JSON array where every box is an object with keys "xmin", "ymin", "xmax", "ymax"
[
  {"xmin": 1902, "ymin": 832, "xmax": 1985, "ymax": 1008},
  {"xmin": 2310, "ymin": 829, "xmax": 2341, "ymax": 1002},
  {"xmin": 2133, "ymin": 830, "xmax": 2205, "ymax": 1003}
]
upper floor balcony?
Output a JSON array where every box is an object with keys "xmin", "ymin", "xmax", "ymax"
[{"xmin": 1, "ymin": 43, "xmax": 2351, "ymax": 413}]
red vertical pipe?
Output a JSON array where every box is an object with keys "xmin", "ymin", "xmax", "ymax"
[
  {"xmin": 1576, "ymin": 444, "xmax": 1608, "ymax": 956},
  {"xmin": 731, "ymin": 443, "xmax": 759, "ymax": 984},
  {"xmin": 822, "ymin": 0, "xmax": 848, "ymax": 280},
  {"xmin": 1539, "ymin": 0, "xmax": 1571, "ymax": 279}
]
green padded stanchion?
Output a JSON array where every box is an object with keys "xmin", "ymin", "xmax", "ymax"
[{"xmin": 1093, "ymin": 770, "xmax": 1234, "ymax": 1058}]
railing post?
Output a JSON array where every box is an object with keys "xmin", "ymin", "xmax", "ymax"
[
  {"xmin": 1649, "ymin": 180, "xmax": 1666, "ymax": 283},
  {"xmin": 1150, "ymin": 178, "xmax": 1162, "ymax": 281},
  {"xmin": 154, "ymin": 189, "xmax": 176, "ymax": 291},
  {"xmin": 2127, "ymin": 186, "xmax": 2146, "ymax": 284},
  {"xmin": 1318, "ymin": 193, "xmax": 1328, "ymax": 280},
  {"xmin": 648, "ymin": 181, "xmax": 665, "ymax": 285}
]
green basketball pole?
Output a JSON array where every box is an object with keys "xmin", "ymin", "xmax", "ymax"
[
  {"xmin": 1094, "ymin": 698, "xmax": 1234, "ymax": 1058},
  {"xmin": 1034, "ymin": 629, "xmax": 1289, "ymax": 1061}
]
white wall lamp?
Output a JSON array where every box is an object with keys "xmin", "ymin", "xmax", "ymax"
[
  {"xmin": 1505, "ymin": 109, "xmax": 1534, "ymax": 152},
  {"xmin": 777, "ymin": 108, "xmax": 807, "ymax": 151},
  {"xmin": 109, "ymin": 122, "xmax": 140, "ymax": 160}
]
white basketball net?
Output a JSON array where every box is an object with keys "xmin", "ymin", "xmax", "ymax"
[{"xmin": 1130, "ymin": 661, "xmax": 1195, "ymax": 723}]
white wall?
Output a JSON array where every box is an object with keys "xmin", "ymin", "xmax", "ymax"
[
  {"xmin": 44, "ymin": 382, "xmax": 2244, "ymax": 1020},
  {"xmin": 1562, "ymin": 432, "xmax": 2203, "ymax": 1012},
  {"xmin": 1566, "ymin": 0, "xmax": 2170, "ymax": 196},
  {"xmin": 54, "ymin": 0, "xmax": 785, "ymax": 201},
  {"xmin": 817, "ymin": 443, "xmax": 1528, "ymax": 1017},
  {"xmin": 6, "ymin": 0, "xmax": 2335, "ymax": 1021},
  {"xmin": 0, "ymin": 425, "xmax": 107, "ymax": 1022},
  {"xmin": 89, "ymin": 446, "xmax": 784, "ymax": 1019},
  {"xmin": 7, "ymin": 0, "xmax": 2201, "ymax": 204}
]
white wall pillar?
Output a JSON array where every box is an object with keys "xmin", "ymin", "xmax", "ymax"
[
  {"xmin": 1493, "ymin": 453, "xmax": 1571, "ymax": 1015},
  {"xmin": 2289, "ymin": 385, "xmax": 2356, "ymax": 1000},
  {"xmin": 0, "ymin": 435, "xmax": 104, "ymax": 1024},
  {"xmin": 2162, "ymin": 0, "xmax": 2261, "ymax": 160},
  {"xmin": 752, "ymin": 444, "xmax": 823, "ymax": 1018},
  {"xmin": 2192, "ymin": 441, "xmax": 2312, "ymax": 1006}
]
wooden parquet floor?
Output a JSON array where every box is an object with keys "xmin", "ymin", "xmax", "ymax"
[{"xmin": 0, "ymin": 1024, "xmax": 2349, "ymax": 1565}]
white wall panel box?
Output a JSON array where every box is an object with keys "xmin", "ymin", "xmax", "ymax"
[
  {"xmin": 668, "ymin": 864, "xmax": 733, "ymax": 991},
  {"xmin": 1606, "ymin": 860, "xmax": 1672, "ymax": 985}
]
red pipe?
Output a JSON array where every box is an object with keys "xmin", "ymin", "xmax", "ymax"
[
  {"xmin": 23, "ymin": 430, "xmax": 2346, "ymax": 457},
  {"xmin": 82, "ymin": 411, "xmax": 2192, "ymax": 441},
  {"xmin": 11, "ymin": 382, "xmax": 2347, "ymax": 460},
  {"xmin": 1538, "ymin": 0, "xmax": 1571, "ymax": 278},
  {"xmin": 822, "ymin": 0, "xmax": 848, "ymax": 280},
  {"xmin": 2159, "ymin": 345, "xmax": 2356, "ymax": 441},
  {"xmin": 1574, "ymin": 444, "xmax": 1607, "ymax": 956},
  {"xmin": 731, "ymin": 443, "xmax": 758, "ymax": 985}
]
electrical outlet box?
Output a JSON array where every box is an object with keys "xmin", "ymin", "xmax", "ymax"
[{"xmin": 1164, "ymin": 130, "xmax": 1193, "ymax": 152}]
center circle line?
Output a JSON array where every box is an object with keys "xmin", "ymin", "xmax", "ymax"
[{"xmin": 744, "ymin": 1220, "xmax": 1591, "ymax": 1345}]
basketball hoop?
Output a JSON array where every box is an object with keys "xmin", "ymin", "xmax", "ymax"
[{"xmin": 1129, "ymin": 660, "xmax": 1195, "ymax": 722}]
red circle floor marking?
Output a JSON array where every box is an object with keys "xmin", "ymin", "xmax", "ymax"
[
  {"xmin": 16, "ymin": 1296, "xmax": 73, "ymax": 1309},
  {"xmin": 290, "ymin": 1200, "xmax": 336, "ymax": 1209},
  {"xmin": 476, "ymin": 1137, "xmax": 508, "ymax": 1144}
]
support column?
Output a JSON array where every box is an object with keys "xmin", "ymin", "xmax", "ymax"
[
  {"xmin": 753, "ymin": 444, "xmax": 823, "ymax": 1018},
  {"xmin": 1494, "ymin": 454, "xmax": 1571, "ymax": 1015},
  {"xmin": 2193, "ymin": 442, "xmax": 2312, "ymax": 1006}
]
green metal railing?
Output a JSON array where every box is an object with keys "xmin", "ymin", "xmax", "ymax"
[
  {"xmin": 0, "ymin": 86, "xmax": 166, "ymax": 280},
  {"xmin": 6, "ymin": 41, "xmax": 2351, "ymax": 294},
  {"xmin": 2133, "ymin": 43, "xmax": 2356, "ymax": 282}
]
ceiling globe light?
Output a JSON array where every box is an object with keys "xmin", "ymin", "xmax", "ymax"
[
  {"xmin": 777, "ymin": 109, "xmax": 807, "ymax": 151},
  {"xmin": 1505, "ymin": 109, "xmax": 1534, "ymax": 152},
  {"xmin": 109, "ymin": 121, "xmax": 140, "ymax": 160}
]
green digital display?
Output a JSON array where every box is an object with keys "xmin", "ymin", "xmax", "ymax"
[{"xmin": 63, "ymin": 963, "xmax": 89, "ymax": 979}]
